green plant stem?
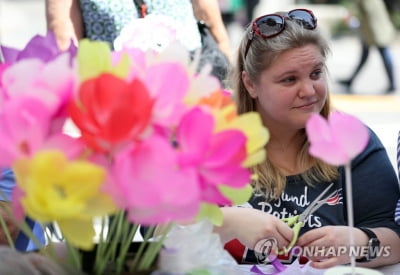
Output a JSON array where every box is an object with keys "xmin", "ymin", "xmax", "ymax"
[
  {"xmin": 129, "ymin": 226, "xmax": 155, "ymax": 271},
  {"xmin": 94, "ymin": 216, "xmax": 107, "ymax": 270},
  {"xmin": 95, "ymin": 211, "xmax": 129, "ymax": 274},
  {"xmin": 0, "ymin": 190, "xmax": 16, "ymax": 249},
  {"xmin": 138, "ymin": 222, "xmax": 174, "ymax": 271},
  {"xmin": 0, "ymin": 210, "xmax": 15, "ymax": 249},
  {"xmin": 115, "ymin": 222, "xmax": 139, "ymax": 274},
  {"xmin": 109, "ymin": 212, "xmax": 125, "ymax": 262},
  {"xmin": 0, "ymin": 189, "xmax": 45, "ymax": 254},
  {"xmin": 65, "ymin": 241, "xmax": 82, "ymax": 270}
]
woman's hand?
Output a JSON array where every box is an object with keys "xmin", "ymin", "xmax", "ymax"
[
  {"xmin": 296, "ymin": 226, "xmax": 368, "ymax": 269},
  {"xmin": 215, "ymin": 207, "xmax": 294, "ymax": 251}
]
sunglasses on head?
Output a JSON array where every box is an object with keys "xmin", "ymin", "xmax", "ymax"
[{"xmin": 244, "ymin": 9, "xmax": 317, "ymax": 58}]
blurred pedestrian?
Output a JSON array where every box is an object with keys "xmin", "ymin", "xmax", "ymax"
[
  {"xmin": 45, "ymin": 0, "xmax": 231, "ymax": 84},
  {"xmin": 243, "ymin": 0, "xmax": 260, "ymax": 27},
  {"xmin": 338, "ymin": 0, "xmax": 397, "ymax": 94}
]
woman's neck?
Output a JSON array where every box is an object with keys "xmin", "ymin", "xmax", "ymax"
[{"xmin": 267, "ymin": 131, "xmax": 309, "ymax": 176}]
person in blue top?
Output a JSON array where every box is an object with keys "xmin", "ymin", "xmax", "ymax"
[{"xmin": 0, "ymin": 169, "xmax": 46, "ymax": 252}]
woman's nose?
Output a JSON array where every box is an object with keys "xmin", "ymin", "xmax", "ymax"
[{"xmin": 298, "ymin": 80, "xmax": 316, "ymax": 97}]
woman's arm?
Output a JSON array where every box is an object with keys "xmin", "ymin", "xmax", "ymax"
[
  {"xmin": 45, "ymin": 0, "xmax": 84, "ymax": 50},
  {"xmin": 191, "ymin": 0, "xmax": 232, "ymax": 61},
  {"xmin": 360, "ymin": 227, "xmax": 400, "ymax": 268}
]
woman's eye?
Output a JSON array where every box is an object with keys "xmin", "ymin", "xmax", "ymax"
[
  {"xmin": 282, "ymin": 76, "xmax": 296, "ymax": 83},
  {"xmin": 311, "ymin": 69, "xmax": 323, "ymax": 79}
]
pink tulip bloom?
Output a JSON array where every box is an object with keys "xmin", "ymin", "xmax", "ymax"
[
  {"xmin": 177, "ymin": 107, "xmax": 250, "ymax": 205},
  {"xmin": 0, "ymin": 55, "xmax": 76, "ymax": 132},
  {"xmin": 306, "ymin": 111, "xmax": 369, "ymax": 166},
  {"xmin": 107, "ymin": 134, "xmax": 200, "ymax": 225},
  {"xmin": 144, "ymin": 62, "xmax": 190, "ymax": 128},
  {"xmin": 0, "ymin": 97, "xmax": 82, "ymax": 167}
]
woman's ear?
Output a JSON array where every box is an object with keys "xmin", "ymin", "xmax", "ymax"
[{"xmin": 242, "ymin": 71, "xmax": 257, "ymax": 98}]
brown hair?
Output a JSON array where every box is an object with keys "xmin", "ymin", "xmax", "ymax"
[{"xmin": 232, "ymin": 16, "xmax": 338, "ymax": 199}]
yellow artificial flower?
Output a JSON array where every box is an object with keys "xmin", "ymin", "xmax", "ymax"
[
  {"xmin": 13, "ymin": 150, "xmax": 117, "ymax": 250},
  {"xmin": 194, "ymin": 90, "xmax": 269, "ymax": 168},
  {"xmin": 222, "ymin": 112, "xmax": 269, "ymax": 168}
]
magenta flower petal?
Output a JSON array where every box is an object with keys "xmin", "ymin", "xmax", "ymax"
[
  {"xmin": 306, "ymin": 111, "xmax": 369, "ymax": 165},
  {"xmin": 41, "ymin": 133, "xmax": 86, "ymax": 160},
  {"xmin": 176, "ymin": 107, "xmax": 251, "ymax": 205},
  {"xmin": 330, "ymin": 112, "xmax": 369, "ymax": 160},
  {"xmin": 145, "ymin": 63, "xmax": 190, "ymax": 127},
  {"xmin": 201, "ymin": 130, "xmax": 249, "ymax": 186},
  {"xmin": 107, "ymin": 134, "xmax": 201, "ymax": 225},
  {"xmin": 206, "ymin": 130, "xmax": 247, "ymax": 167},
  {"xmin": 198, "ymin": 180, "xmax": 232, "ymax": 205},
  {"xmin": 177, "ymin": 107, "xmax": 214, "ymax": 164},
  {"xmin": 0, "ymin": 97, "xmax": 52, "ymax": 166},
  {"xmin": 2, "ymin": 56, "xmax": 75, "ymax": 121}
]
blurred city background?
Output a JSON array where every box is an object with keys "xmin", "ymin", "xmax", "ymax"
[{"xmin": 0, "ymin": 0, "xmax": 399, "ymax": 171}]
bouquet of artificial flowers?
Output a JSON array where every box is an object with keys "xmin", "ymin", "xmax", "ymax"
[{"xmin": 0, "ymin": 31, "xmax": 269, "ymax": 274}]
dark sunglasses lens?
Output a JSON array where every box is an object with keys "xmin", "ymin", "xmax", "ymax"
[
  {"xmin": 256, "ymin": 15, "xmax": 284, "ymax": 37},
  {"xmin": 288, "ymin": 10, "xmax": 316, "ymax": 29}
]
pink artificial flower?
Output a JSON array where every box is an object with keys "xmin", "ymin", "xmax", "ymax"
[
  {"xmin": 0, "ymin": 97, "xmax": 51, "ymax": 166},
  {"xmin": 306, "ymin": 111, "xmax": 370, "ymax": 166},
  {"xmin": 0, "ymin": 55, "xmax": 76, "ymax": 132},
  {"xmin": 0, "ymin": 96, "xmax": 82, "ymax": 167},
  {"xmin": 176, "ymin": 107, "xmax": 250, "ymax": 205},
  {"xmin": 107, "ymin": 134, "xmax": 200, "ymax": 225},
  {"xmin": 144, "ymin": 62, "xmax": 190, "ymax": 128}
]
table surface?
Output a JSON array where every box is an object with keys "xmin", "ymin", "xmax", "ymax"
[{"xmin": 238, "ymin": 263, "xmax": 400, "ymax": 275}]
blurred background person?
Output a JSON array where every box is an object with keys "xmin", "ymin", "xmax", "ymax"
[
  {"xmin": 45, "ymin": 0, "xmax": 231, "ymax": 84},
  {"xmin": 338, "ymin": 0, "xmax": 397, "ymax": 94}
]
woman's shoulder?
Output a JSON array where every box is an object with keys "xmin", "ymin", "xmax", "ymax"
[{"xmin": 355, "ymin": 126, "xmax": 385, "ymax": 156}]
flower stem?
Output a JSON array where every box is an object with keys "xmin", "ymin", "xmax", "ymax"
[
  {"xmin": 345, "ymin": 162, "xmax": 356, "ymax": 274},
  {"xmin": 95, "ymin": 212, "xmax": 124, "ymax": 274},
  {"xmin": 65, "ymin": 241, "xmax": 82, "ymax": 270},
  {"xmin": 93, "ymin": 216, "xmax": 107, "ymax": 272},
  {"xmin": 129, "ymin": 226, "xmax": 154, "ymax": 271},
  {"xmin": 115, "ymin": 222, "xmax": 138, "ymax": 273},
  {"xmin": 0, "ymin": 202, "xmax": 15, "ymax": 249},
  {"xmin": 138, "ymin": 222, "xmax": 174, "ymax": 270}
]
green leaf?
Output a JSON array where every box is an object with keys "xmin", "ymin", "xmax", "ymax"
[
  {"xmin": 196, "ymin": 204, "xmax": 223, "ymax": 226},
  {"xmin": 78, "ymin": 39, "xmax": 112, "ymax": 81},
  {"xmin": 111, "ymin": 53, "xmax": 131, "ymax": 78},
  {"xmin": 219, "ymin": 184, "xmax": 253, "ymax": 205}
]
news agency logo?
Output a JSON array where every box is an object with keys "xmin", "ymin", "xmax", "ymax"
[
  {"xmin": 253, "ymin": 239, "xmax": 392, "ymax": 264},
  {"xmin": 254, "ymin": 238, "xmax": 278, "ymax": 264}
]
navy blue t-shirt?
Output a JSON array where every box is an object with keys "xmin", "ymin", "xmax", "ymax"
[{"xmin": 225, "ymin": 128, "xmax": 400, "ymax": 264}]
